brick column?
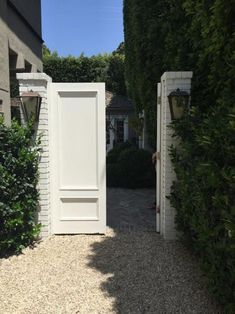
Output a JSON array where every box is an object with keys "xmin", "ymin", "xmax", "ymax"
[
  {"xmin": 160, "ymin": 72, "xmax": 193, "ymax": 240},
  {"xmin": 17, "ymin": 73, "xmax": 52, "ymax": 238}
]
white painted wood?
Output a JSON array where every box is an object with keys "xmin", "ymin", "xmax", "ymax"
[
  {"xmin": 49, "ymin": 83, "xmax": 106, "ymax": 234},
  {"xmin": 156, "ymin": 82, "xmax": 161, "ymax": 233}
]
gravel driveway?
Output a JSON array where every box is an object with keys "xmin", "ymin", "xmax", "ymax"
[{"xmin": 0, "ymin": 189, "xmax": 222, "ymax": 314}]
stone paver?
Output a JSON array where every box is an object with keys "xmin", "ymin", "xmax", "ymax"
[
  {"xmin": 107, "ymin": 188, "xmax": 156, "ymax": 232},
  {"xmin": 0, "ymin": 188, "xmax": 222, "ymax": 313}
]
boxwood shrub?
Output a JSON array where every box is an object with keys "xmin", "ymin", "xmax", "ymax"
[
  {"xmin": 106, "ymin": 141, "xmax": 133, "ymax": 164},
  {"xmin": 0, "ymin": 119, "xmax": 41, "ymax": 256},
  {"xmin": 107, "ymin": 144, "xmax": 155, "ymax": 189}
]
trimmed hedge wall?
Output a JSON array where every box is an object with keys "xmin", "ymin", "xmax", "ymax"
[
  {"xmin": 43, "ymin": 47, "xmax": 127, "ymax": 96},
  {"xmin": 169, "ymin": 105, "xmax": 235, "ymax": 312},
  {"xmin": 0, "ymin": 120, "xmax": 41, "ymax": 255},
  {"xmin": 123, "ymin": 0, "xmax": 235, "ymax": 146},
  {"xmin": 124, "ymin": 0, "xmax": 235, "ymax": 311}
]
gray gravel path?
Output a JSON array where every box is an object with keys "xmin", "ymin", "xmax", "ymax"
[
  {"xmin": 0, "ymin": 189, "xmax": 222, "ymax": 314},
  {"xmin": 107, "ymin": 188, "xmax": 156, "ymax": 232}
]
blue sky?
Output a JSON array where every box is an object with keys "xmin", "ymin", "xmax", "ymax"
[{"xmin": 41, "ymin": 0, "xmax": 124, "ymax": 57}]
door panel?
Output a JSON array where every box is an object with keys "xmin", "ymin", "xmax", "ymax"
[{"xmin": 49, "ymin": 83, "xmax": 106, "ymax": 234}]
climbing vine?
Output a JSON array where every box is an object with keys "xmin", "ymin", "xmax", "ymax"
[
  {"xmin": 124, "ymin": 0, "xmax": 235, "ymax": 310},
  {"xmin": 123, "ymin": 0, "xmax": 235, "ymax": 145}
]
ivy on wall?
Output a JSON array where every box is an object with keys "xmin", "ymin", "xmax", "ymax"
[
  {"xmin": 123, "ymin": 0, "xmax": 190, "ymax": 147},
  {"xmin": 124, "ymin": 0, "xmax": 235, "ymax": 310},
  {"xmin": 123, "ymin": 0, "xmax": 235, "ymax": 145},
  {"xmin": 170, "ymin": 103, "xmax": 235, "ymax": 312}
]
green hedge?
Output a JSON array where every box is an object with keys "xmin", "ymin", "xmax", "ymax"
[
  {"xmin": 43, "ymin": 46, "xmax": 127, "ymax": 96},
  {"xmin": 170, "ymin": 104, "xmax": 235, "ymax": 312},
  {"xmin": 123, "ymin": 0, "xmax": 235, "ymax": 146},
  {"xmin": 106, "ymin": 141, "xmax": 133, "ymax": 164},
  {"xmin": 124, "ymin": 0, "xmax": 235, "ymax": 310},
  {"xmin": 107, "ymin": 145, "xmax": 155, "ymax": 189},
  {"xmin": 0, "ymin": 120, "xmax": 41, "ymax": 255}
]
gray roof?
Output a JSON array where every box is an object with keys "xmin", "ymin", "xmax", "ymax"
[{"xmin": 106, "ymin": 91, "xmax": 134, "ymax": 111}]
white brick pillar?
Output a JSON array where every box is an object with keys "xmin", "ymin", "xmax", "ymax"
[
  {"xmin": 160, "ymin": 72, "xmax": 193, "ymax": 240},
  {"xmin": 17, "ymin": 73, "xmax": 52, "ymax": 238}
]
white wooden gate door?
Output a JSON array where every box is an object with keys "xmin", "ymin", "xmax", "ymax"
[{"xmin": 49, "ymin": 83, "xmax": 106, "ymax": 234}]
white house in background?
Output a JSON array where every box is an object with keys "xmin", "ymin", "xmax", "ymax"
[
  {"xmin": 106, "ymin": 91, "xmax": 137, "ymax": 153},
  {"xmin": 138, "ymin": 110, "xmax": 152, "ymax": 151}
]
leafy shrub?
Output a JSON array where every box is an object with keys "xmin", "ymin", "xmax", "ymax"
[
  {"xmin": 106, "ymin": 141, "xmax": 133, "ymax": 164},
  {"xmin": 170, "ymin": 104, "xmax": 235, "ymax": 312},
  {"xmin": 106, "ymin": 163, "xmax": 122, "ymax": 187},
  {"xmin": 0, "ymin": 119, "xmax": 41, "ymax": 255},
  {"xmin": 107, "ymin": 147, "xmax": 155, "ymax": 189}
]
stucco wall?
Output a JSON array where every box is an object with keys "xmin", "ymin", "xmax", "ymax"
[
  {"xmin": 7, "ymin": 3, "xmax": 43, "ymax": 60},
  {"xmin": 0, "ymin": 1, "xmax": 11, "ymax": 123},
  {"xmin": 0, "ymin": 0, "xmax": 43, "ymax": 124},
  {"xmin": 9, "ymin": 0, "xmax": 42, "ymax": 36}
]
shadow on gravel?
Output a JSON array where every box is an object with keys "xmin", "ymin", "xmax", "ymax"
[
  {"xmin": 88, "ymin": 230, "xmax": 222, "ymax": 314},
  {"xmin": 88, "ymin": 189, "xmax": 222, "ymax": 314}
]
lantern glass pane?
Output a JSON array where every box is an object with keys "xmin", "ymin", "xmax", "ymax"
[
  {"xmin": 23, "ymin": 97, "xmax": 38, "ymax": 121},
  {"xmin": 172, "ymin": 96, "xmax": 185, "ymax": 119}
]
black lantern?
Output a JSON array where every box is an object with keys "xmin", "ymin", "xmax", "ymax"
[
  {"xmin": 168, "ymin": 88, "xmax": 190, "ymax": 120},
  {"xmin": 19, "ymin": 90, "xmax": 42, "ymax": 122}
]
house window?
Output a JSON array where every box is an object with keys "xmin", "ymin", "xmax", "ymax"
[
  {"xmin": 116, "ymin": 119, "xmax": 124, "ymax": 143},
  {"xmin": 106, "ymin": 120, "xmax": 110, "ymax": 145}
]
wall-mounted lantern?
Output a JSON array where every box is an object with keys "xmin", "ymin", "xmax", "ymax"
[
  {"xmin": 18, "ymin": 90, "xmax": 42, "ymax": 122},
  {"xmin": 0, "ymin": 90, "xmax": 5, "ymax": 118},
  {"xmin": 168, "ymin": 88, "xmax": 190, "ymax": 120},
  {"xmin": 0, "ymin": 99, "xmax": 3, "ymax": 118}
]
